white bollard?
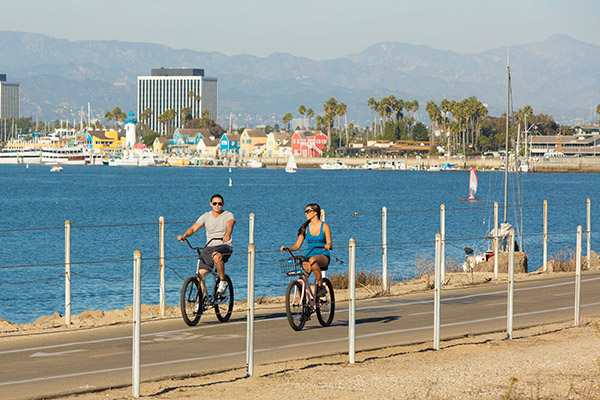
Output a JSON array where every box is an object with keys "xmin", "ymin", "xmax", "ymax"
[
  {"xmin": 494, "ymin": 202, "xmax": 499, "ymax": 279},
  {"xmin": 132, "ymin": 250, "xmax": 142, "ymax": 398},
  {"xmin": 507, "ymin": 230, "xmax": 515, "ymax": 340},
  {"xmin": 349, "ymin": 238, "xmax": 356, "ymax": 364},
  {"xmin": 440, "ymin": 205, "xmax": 445, "ymax": 283},
  {"xmin": 587, "ymin": 198, "xmax": 591, "ymax": 271},
  {"xmin": 382, "ymin": 207, "xmax": 388, "ymax": 292},
  {"xmin": 434, "ymin": 233, "xmax": 441, "ymax": 350},
  {"xmin": 159, "ymin": 216, "xmax": 165, "ymax": 317},
  {"xmin": 543, "ymin": 200, "xmax": 548, "ymax": 272},
  {"xmin": 575, "ymin": 225, "xmax": 582, "ymax": 326},
  {"xmin": 246, "ymin": 243, "xmax": 255, "ymax": 377},
  {"xmin": 65, "ymin": 220, "xmax": 71, "ymax": 326},
  {"xmin": 249, "ymin": 213, "xmax": 255, "ymax": 244}
]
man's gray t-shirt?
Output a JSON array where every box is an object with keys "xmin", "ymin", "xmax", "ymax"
[{"xmin": 196, "ymin": 210, "xmax": 234, "ymax": 246}]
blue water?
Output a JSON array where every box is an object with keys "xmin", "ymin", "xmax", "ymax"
[{"xmin": 1, "ymin": 164, "xmax": 598, "ymax": 323}]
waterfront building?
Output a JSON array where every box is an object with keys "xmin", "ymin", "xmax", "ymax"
[
  {"xmin": 219, "ymin": 132, "xmax": 240, "ymax": 154},
  {"xmin": 152, "ymin": 137, "xmax": 169, "ymax": 156},
  {"xmin": 202, "ymin": 136, "xmax": 220, "ymax": 157},
  {"xmin": 137, "ymin": 68, "xmax": 217, "ymax": 135},
  {"xmin": 0, "ymin": 74, "xmax": 19, "ymax": 119},
  {"xmin": 89, "ymin": 130, "xmax": 122, "ymax": 152},
  {"xmin": 265, "ymin": 132, "xmax": 291, "ymax": 157},
  {"xmin": 291, "ymin": 130, "xmax": 327, "ymax": 157},
  {"xmin": 239, "ymin": 129, "xmax": 267, "ymax": 157},
  {"xmin": 170, "ymin": 128, "xmax": 208, "ymax": 153}
]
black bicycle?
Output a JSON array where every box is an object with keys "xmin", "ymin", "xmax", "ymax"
[
  {"xmin": 180, "ymin": 238, "xmax": 234, "ymax": 326},
  {"xmin": 280, "ymin": 247, "xmax": 335, "ymax": 331}
]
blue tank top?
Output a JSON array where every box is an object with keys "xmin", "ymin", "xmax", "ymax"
[{"xmin": 305, "ymin": 221, "xmax": 330, "ymax": 257}]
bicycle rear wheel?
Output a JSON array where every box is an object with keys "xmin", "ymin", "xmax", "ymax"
[
  {"xmin": 316, "ymin": 278, "xmax": 335, "ymax": 327},
  {"xmin": 214, "ymin": 275, "xmax": 234, "ymax": 322},
  {"xmin": 285, "ymin": 280, "xmax": 307, "ymax": 331},
  {"xmin": 181, "ymin": 276, "xmax": 203, "ymax": 326}
]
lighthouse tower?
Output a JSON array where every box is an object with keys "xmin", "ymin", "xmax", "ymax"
[{"xmin": 125, "ymin": 111, "xmax": 137, "ymax": 147}]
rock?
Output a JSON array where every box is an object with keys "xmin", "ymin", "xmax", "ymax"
[
  {"xmin": 473, "ymin": 252, "xmax": 528, "ymax": 273},
  {"xmin": 32, "ymin": 311, "xmax": 63, "ymax": 328},
  {"xmin": 588, "ymin": 250, "xmax": 600, "ymax": 270},
  {"xmin": 78, "ymin": 310, "xmax": 104, "ymax": 320}
]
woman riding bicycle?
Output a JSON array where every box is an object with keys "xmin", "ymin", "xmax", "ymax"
[{"xmin": 280, "ymin": 203, "xmax": 332, "ymax": 298}]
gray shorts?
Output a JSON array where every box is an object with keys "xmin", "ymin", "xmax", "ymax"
[{"xmin": 199, "ymin": 245, "xmax": 232, "ymax": 270}]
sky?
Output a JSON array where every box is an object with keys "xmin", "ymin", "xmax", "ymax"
[{"xmin": 1, "ymin": 0, "xmax": 599, "ymax": 59}]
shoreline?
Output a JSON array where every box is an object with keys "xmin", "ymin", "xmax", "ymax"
[{"xmin": 0, "ymin": 269, "xmax": 594, "ymax": 337}]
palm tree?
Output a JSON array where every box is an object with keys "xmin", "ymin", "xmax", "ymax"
[
  {"xmin": 323, "ymin": 98, "xmax": 338, "ymax": 150},
  {"xmin": 181, "ymin": 107, "xmax": 192, "ymax": 127},
  {"xmin": 336, "ymin": 103, "xmax": 347, "ymax": 146},
  {"xmin": 367, "ymin": 97, "xmax": 377, "ymax": 139},
  {"xmin": 425, "ymin": 101, "xmax": 441, "ymax": 151},
  {"xmin": 596, "ymin": 104, "xmax": 600, "ymax": 123},
  {"xmin": 306, "ymin": 108, "xmax": 314, "ymax": 129},
  {"xmin": 298, "ymin": 105, "xmax": 306, "ymax": 129},
  {"xmin": 282, "ymin": 113, "xmax": 293, "ymax": 132},
  {"xmin": 158, "ymin": 109, "xmax": 176, "ymax": 135}
]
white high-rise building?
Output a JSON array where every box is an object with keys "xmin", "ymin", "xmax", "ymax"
[
  {"xmin": 137, "ymin": 68, "xmax": 217, "ymax": 135},
  {"xmin": 0, "ymin": 74, "xmax": 19, "ymax": 119}
]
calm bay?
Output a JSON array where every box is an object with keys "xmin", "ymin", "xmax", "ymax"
[{"xmin": 0, "ymin": 164, "xmax": 598, "ymax": 323}]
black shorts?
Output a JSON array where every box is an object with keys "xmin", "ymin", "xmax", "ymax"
[
  {"xmin": 308, "ymin": 255, "xmax": 330, "ymax": 271},
  {"xmin": 199, "ymin": 245, "xmax": 232, "ymax": 270}
]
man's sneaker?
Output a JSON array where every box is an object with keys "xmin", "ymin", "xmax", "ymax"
[
  {"xmin": 193, "ymin": 303, "xmax": 200, "ymax": 314},
  {"xmin": 217, "ymin": 280, "xmax": 228, "ymax": 294},
  {"xmin": 316, "ymin": 284, "xmax": 327, "ymax": 298}
]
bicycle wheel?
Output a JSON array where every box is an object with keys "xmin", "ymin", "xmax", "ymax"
[
  {"xmin": 214, "ymin": 275, "xmax": 234, "ymax": 322},
  {"xmin": 316, "ymin": 278, "xmax": 335, "ymax": 327},
  {"xmin": 285, "ymin": 280, "xmax": 307, "ymax": 331},
  {"xmin": 180, "ymin": 276, "xmax": 203, "ymax": 326}
]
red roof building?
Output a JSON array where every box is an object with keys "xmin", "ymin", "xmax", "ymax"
[{"xmin": 291, "ymin": 130, "xmax": 327, "ymax": 157}]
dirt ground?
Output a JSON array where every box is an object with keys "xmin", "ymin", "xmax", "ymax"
[{"xmin": 2, "ymin": 272, "xmax": 599, "ymax": 399}]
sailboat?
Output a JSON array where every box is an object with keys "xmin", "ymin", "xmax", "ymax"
[
  {"xmin": 462, "ymin": 59, "xmax": 526, "ymax": 271},
  {"xmin": 460, "ymin": 168, "xmax": 482, "ymax": 201},
  {"xmin": 285, "ymin": 153, "xmax": 297, "ymax": 173}
]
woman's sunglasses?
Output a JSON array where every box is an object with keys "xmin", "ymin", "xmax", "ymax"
[{"xmin": 305, "ymin": 209, "xmax": 315, "ymax": 214}]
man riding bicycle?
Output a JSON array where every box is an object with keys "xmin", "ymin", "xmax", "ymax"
[{"xmin": 178, "ymin": 194, "xmax": 235, "ymax": 295}]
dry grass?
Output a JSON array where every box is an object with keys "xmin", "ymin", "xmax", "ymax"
[{"xmin": 550, "ymin": 247, "xmax": 577, "ymax": 272}]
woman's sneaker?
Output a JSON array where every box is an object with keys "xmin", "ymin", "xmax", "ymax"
[
  {"xmin": 316, "ymin": 284, "xmax": 327, "ymax": 298},
  {"xmin": 217, "ymin": 280, "xmax": 228, "ymax": 294}
]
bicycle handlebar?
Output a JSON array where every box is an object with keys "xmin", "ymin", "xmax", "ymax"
[
  {"xmin": 183, "ymin": 237, "xmax": 224, "ymax": 256},
  {"xmin": 283, "ymin": 246, "xmax": 326, "ymax": 258}
]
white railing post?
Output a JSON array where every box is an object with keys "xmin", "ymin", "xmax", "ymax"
[
  {"xmin": 246, "ymin": 243, "xmax": 255, "ymax": 376},
  {"xmin": 440, "ymin": 204, "xmax": 445, "ymax": 283},
  {"xmin": 132, "ymin": 250, "xmax": 142, "ymax": 398},
  {"xmin": 434, "ymin": 233, "xmax": 441, "ymax": 350},
  {"xmin": 494, "ymin": 202, "xmax": 499, "ymax": 279},
  {"xmin": 65, "ymin": 220, "xmax": 71, "ymax": 326},
  {"xmin": 349, "ymin": 238, "xmax": 356, "ymax": 364},
  {"xmin": 575, "ymin": 225, "xmax": 582, "ymax": 326},
  {"xmin": 587, "ymin": 198, "xmax": 591, "ymax": 271},
  {"xmin": 249, "ymin": 213, "xmax": 255, "ymax": 244},
  {"xmin": 507, "ymin": 230, "xmax": 515, "ymax": 340},
  {"xmin": 543, "ymin": 200, "xmax": 548, "ymax": 272},
  {"xmin": 159, "ymin": 216, "xmax": 165, "ymax": 317},
  {"xmin": 382, "ymin": 206, "xmax": 388, "ymax": 292}
]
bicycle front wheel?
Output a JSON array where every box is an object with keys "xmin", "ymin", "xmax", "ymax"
[
  {"xmin": 316, "ymin": 278, "xmax": 335, "ymax": 327},
  {"xmin": 285, "ymin": 280, "xmax": 307, "ymax": 331},
  {"xmin": 181, "ymin": 276, "xmax": 203, "ymax": 326},
  {"xmin": 214, "ymin": 275, "xmax": 234, "ymax": 322}
]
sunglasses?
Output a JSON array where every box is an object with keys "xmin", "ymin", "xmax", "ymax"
[
  {"xmin": 305, "ymin": 209, "xmax": 315, "ymax": 214},
  {"xmin": 212, "ymin": 202, "xmax": 223, "ymax": 206}
]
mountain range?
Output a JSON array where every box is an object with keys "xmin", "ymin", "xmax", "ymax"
[{"xmin": 0, "ymin": 31, "xmax": 598, "ymax": 127}]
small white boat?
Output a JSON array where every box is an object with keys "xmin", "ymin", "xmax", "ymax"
[
  {"xmin": 320, "ymin": 161, "xmax": 349, "ymax": 170},
  {"xmin": 50, "ymin": 163, "xmax": 63, "ymax": 172},
  {"xmin": 246, "ymin": 159, "xmax": 263, "ymax": 168},
  {"xmin": 285, "ymin": 154, "xmax": 297, "ymax": 173}
]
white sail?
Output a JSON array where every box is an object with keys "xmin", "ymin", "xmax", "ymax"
[
  {"xmin": 285, "ymin": 154, "xmax": 297, "ymax": 173},
  {"xmin": 468, "ymin": 168, "xmax": 478, "ymax": 199}
]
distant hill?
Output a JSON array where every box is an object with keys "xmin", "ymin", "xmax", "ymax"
[{"xmin": 0, "ymin": 31, "xmax": 598, "ymax": 126}]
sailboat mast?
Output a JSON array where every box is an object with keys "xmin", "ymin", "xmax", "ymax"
[{"xmin": 503, "ymin": 64, "xmax": 510, "ymax": 224}]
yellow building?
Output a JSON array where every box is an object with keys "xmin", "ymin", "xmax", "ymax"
[
  {"xmin": 239, "ymin": 129, "xmax": 267, "ymax": 157},
  {"xmin": 89, "ymin": 130, "xmax": 123, "ymax": 152}
]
